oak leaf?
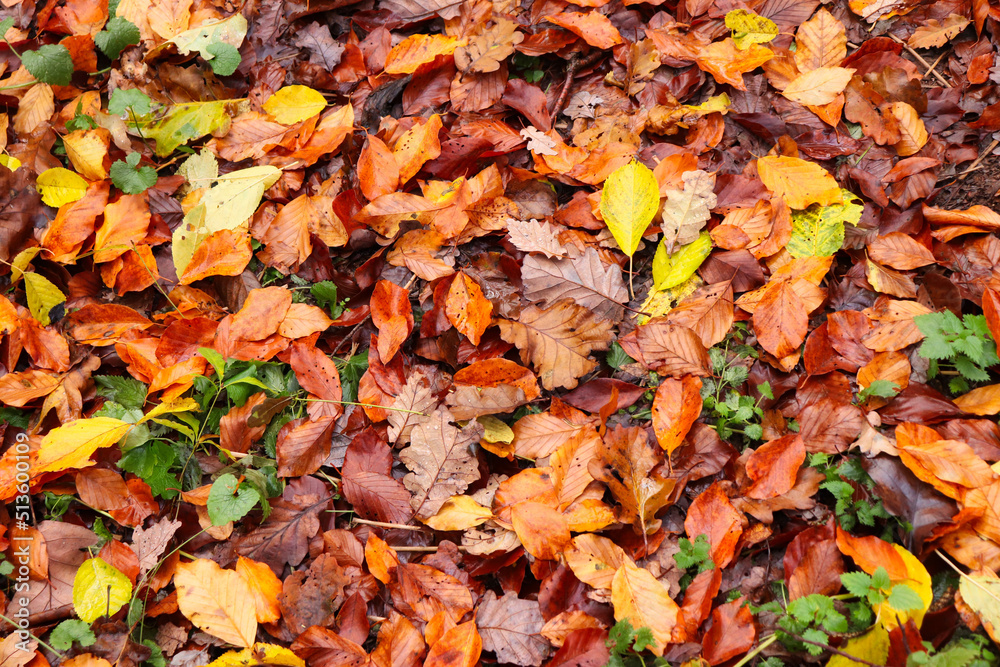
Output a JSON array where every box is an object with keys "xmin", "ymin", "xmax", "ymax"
[{"xmin": 455, "ymin": 19, "xmax": 523, "ymax": 73}]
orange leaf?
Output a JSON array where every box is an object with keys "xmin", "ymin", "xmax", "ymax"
[
  {"xmin": 511, "ymin": 500, "xmax": 572, "ymax": 560},
  {"xmin": 358, "ymin": 134, "xmax": 400, "ymax": 201},
  {"xmin": 278, "ymin": 303, "xmax": 333, "ymax": 339},
  {"xmin": 370, "ymin": 279, "xmax": 413, "ymax": 361},
  {"xmin": 445, "ymin": 272, "xmax": 493, "ymax": 345},
  {"xmin": 229, "ymin": 286, "xmax": 293, "ymax": 342},
  {"xmin": 425, "ymin": 620, "xmax": 481, "ymax": 667},
  {"xmin": 753, "ymin": 281, "xmax": 808, "ymax": 358},
  {"xmin": 651, "ymin": 375, "xmax": 703, "ymax": 455},
  {"xmin": 180, "ymin": 228, "xmax": 254, "ymax": 284},
  {"xmin": 544, "ymin": 11, "xmax": 623, "ymax": 49},
  {"xmin": 392, "ymin": 114, "xmax": 443, "ymax": 183},
  {"xmin": 696, "ymin": 39, "xmax": 773, "ymax": 90},
  {"xmin": 757, "ymin": 156, "xmax": 842, "ymax": 209},
  {"xmin": 235, "ymin": 556, "xmax": 282, "ymax": 623},
  {"xmin": 684, "ymin": 481, "xmax": 743, "ymax": 568},
  {"xmin": 744, "ymin": 434, "xmax": 806, "ymax": 499}
]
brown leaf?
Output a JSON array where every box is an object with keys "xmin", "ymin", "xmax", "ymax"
[
  {"xmin": 753, "ymin": 281, "xmax": 808, "ymax": 358},
  {"xmin": 477, "ymin": 590, "xmax": 550, "ymax": 666},
  {"xmin": 499, "ymin": 299, "xmax": 613, "ymax": 390},
  {"xmin": 341, "ymin": 428, "xmax": 413, "ymax": 524},
  {"xmin": 455, "ymin": 19, "xmax": 524, "ymax": 74},
  {"xmin": 651, "ymin": 375, "xmax": 703, "ymax": 455},
  {"xmin": 399, "ymin": 407, "xmax": 484, "ymax": 519},
  {"xmin": 633, "ymin": 319, "xmax": 712, "ymax": 377},
  {"xmin": 521, "ymin": 248, "xmax": 628, "ymax": 321},
  {"xmin": 446, "ymin": 272, "xmax": 493, "ymax": 345},
  {"xmin": 684, "ymin": 481, "xmax": 743, "ymax": 568},
  {"xmin": 289, "ymin": 341, "xmax": 344, "ymax": 420},
  {"xmin": 592, "ymin": 426, "xmax": 674, "ymax": 535},
  {"xmin": 228, "ymin": 286, "xmax": 292, "ymax": 341},
  {"xmin": 701, "ymin": 598, "xmax": 756, "ymax": 665}
]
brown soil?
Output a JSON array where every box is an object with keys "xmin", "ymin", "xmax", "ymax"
[{"xmin": 932, "ymin": 148, "xmax": 1000, "ymax": 209}]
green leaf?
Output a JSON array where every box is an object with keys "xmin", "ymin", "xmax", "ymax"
[
  {"xmin": 600, "ymin": 160, "xmax": 660, "ymax": 258},
  {"xmin": 108, "ymin": 88, "xmax": 152, "ymax": 117},
  {"xmin": 858, "ymin": 379, "xmax": 900, "ymax": 400},
  {"xmin": 607, "ymin": 342, "xmax": 635, "ymax": 370},
  {"xmin": 652, "ymin": 231, "xmax": 712, "ymax": 290},
  {"xmin": 207, "ymin": 473, "xmax": 260, "ymax": 525},
  {"xmin": 198, "ymin": 347, "xmax": 226, "ymax": 380},
  {"xmin": 118, "ymin": 441, "xmax": 179, "ymax": 498},
  {"xmin": 94, "ymin": 375, "xmax": 147, "ymax": 410},
  {"xmin": 311, "ymin": 280, "xmax": 340, "ymax": 314},
  {"xmin": 73, "ymin": 558, "xmax": 132, "ymax": 623},
  {"xmin": 886, "ymin": 583, "xmax": 925, "ymax": 611},
  {"xmin": 110, "ymin": 152, "xmax": 158, "ymax": 194},
  {"xmin": 725, "ymin": 9, "xmax": 778, "ymax": 49},
  {"xmin": 0, "ymin": 407, "xmax": 30, "ymax": 428},
  {"xmin": 21, "ymin": 44, "xmax": 74, "ymax": 86},
  {"xmin": 674, "ymin": 534, "xmax": 714, "ymax": 572},
  {"xmin": 95, "ymin": 16, "xmax": 140, "ymax": 60},
  {"xmin": 0, "ymin": 17, "xmax": 15, "ymax": 36},
  {"xmin": 786, "ymin": 190, "xmax": 863, "ymax": 258},
  {"xmin": 841, "ymin": 571, "xmax": 873, "ymax": 598},
  {"xmin": 206, "ymin": 41, "xmax": 241, "ymax": 76},
  {"xmin": 49, "ymin": 619, "xmax": 97, "ymax": 651}
]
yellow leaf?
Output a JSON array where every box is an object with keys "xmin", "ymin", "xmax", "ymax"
[
  {"xmin": 35, "ymin": 417, "xmax": 132, "ymax": 477},
  {"xmin": 36, "ymin": 167, "xmax": 89, "ymax": 207},
  {"xmin": 10, "ymin": 247, "xmax": 40, "ymax": 282},
  {"xmin": 478, "ymin": 415, "xmax": 514, "ymax": 444},
  {"xmin": 725, "ymin": 9, "xmax": 778, "ymax": 49},
  {"xmin": 611, "ymin": 560, "xmax": 680, "ymax": 656},
  {"xmin": 957, "ymin": 571, "xmax": 1000, "ymax": 644},
  {"xmin": 636, "ymin": 275, "xmax": 702, "ymax": 325},
  {"xmin": 600, "ymin": 160, "xmax": 660, "ymax": 257},
  {"xmin": 873, "ymin": 545, "xmax": 932, "ymax": 630},
  {"xmin": 172, "ymin": 165, "xmax": 281, "ymax": 275},
  {"xmin": 885, "ymin": 102, "xmax": 928, "ymax": 157},
  {"xmin": 200, "ymin": 644, "xmax": 306, "ymax": 667},
  {"xmin": 73, "ymin": 558, "xmax": 132, "ymax": 623},
  {"xmin": 385, "ymin": 34, "xmax": 464, "ymax": 74},
  {"xmin": 652, "ymin": 232, "xmax": 713, "ymax": 290},
  {"xmin": 827, "ymin": 625, "xmax": 889, "ymax": 667},
  {"xmin": 0, "ymin": 154, "xmax": 21, "ymax": 171},
  {"xmin": 138, "ymin": 397, "xmax": 200, "ymax": 424},
  {"xmin": 175, "ymin": 558, "xmax": 258, "ymax": 647},
  {"xmin": 908, "ymin": 14, "xmax": 970, "ymax": 49},
  {"xmin": 64, "ymin": 129, "xmax": 110, "ymax": 181},
  {"xmin": 782, "ymin": 67, "xmax": 854, "ymax": 106},
  {"xmin": 757, "ymin": 156, "xmax": 842, "ymax": 209},
  {"xmin": 22, "ymin": 272, "xmax": 66, "ymax": 326},
  {"xmin": 263, "ymin": 86, "xmax": 327, "ymax": 125},
  {"xmin": 421, "ymin": 495, "xmax": 493, "ymax": 531}
]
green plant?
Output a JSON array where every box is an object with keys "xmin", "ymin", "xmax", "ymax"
[
  {"xmin": 49, "ymin": 619, "xmax": 97, "ymax": 651},
  {"xmin": 607, "ymin": 341, "xmax": 635, "ymax": 371},
  {"xmin": 111, "ymin": 152, "xmax": 158, "ymax": 194},
  {"xmin": 311, "ymin": 280, "xmax": 345, "ymax": 319},
  {"xmin": 511, "ymin": 53, "xmax": 544, "ymax": 84},
  {"xmin": 914, "ymin": 311, "xmax": 998, "ymax": 394},
  {"xmin": 605, "ymin": 619, "xmax": 667, "ymax": 667},
  {"xmin": 908, "ymin": 631, "xmax": 999, "ymax": 667},
  {"xmin": 94, "ymin": 16, "xmax": 141, "ymax": 60},
  {"xmin": 701, "ymin": 325, "xmax": 770, "ymax": 441},
  {"xmin": 810, "ymin": 454, "xmax": 892, "ymax": 532},
  {"xmin": 856, "ymin": 379, "xmax": 901, "ymax": 403},
  {"xmin": 674, "ymin": 534, "xmax": 714, "ymax": 590},
  {"xmin": 775, "ymin": 568, "xmax": 923, "ymax": 657}
]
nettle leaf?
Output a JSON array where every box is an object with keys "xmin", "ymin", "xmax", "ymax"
[
  {"xmin": 95, "ymin": 16, "xmax": 140, "ymax": 60},
  {"xmin": 21, "ymin": 44, "xmax": 74, "ymax": 86},
  {"xmin": 207, "ymin": 473, "xmax": 260, "ymax": 525},
  {"xmin": 108, "ymin": 87, "xmax": 152, "ymax": 116},
  {"xmin": 207, "ymin": 41, "xmax": 241, "ymax": 76},
  {"xmin": 110, "ymin": 152, "xmax": 158, "ymax": 194}
]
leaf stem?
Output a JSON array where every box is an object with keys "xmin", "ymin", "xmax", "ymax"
[{"xmin": 732, "ymin": 633, "xmax": 778, "ymax": 667}]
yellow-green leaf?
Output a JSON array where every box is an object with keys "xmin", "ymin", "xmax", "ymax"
[
  {"xmin": 138, "ymin": 397, "xmax": 200, "ymax": 424},
  {"xmin": 786, "ymin": 189, "xmax": 862, "ymax": 258},
  {"xmin": 172, "ymin": 165, "xmax": 281, "ymax": 274},
  {"xmin": 23, "ymin": 272, "xmax": 66, "ymax": 326},
  {"xmin": 263, "ymin": 86, "xmax": 327, "ymax": 125},
  {"xmin": 478, "ymin": 414, "xmax": 514, "ymax": 444},
  {"xmin": 36, "ymin": 167, "xmax": 89, "ymax": 207},
  {"xmin": 827, "ymin": 625, "xmax": 889, "ymax": 667},
  {"xmin": 600, "ymin": 160, "xmax": 660, "ymax": 258},
  {"xmin": 73, "ymin": 557, "xmax": 133, "ymax": 623},
  {"xmin": 652, "ymin": 232, "xmax": 713, "ymax": 290},
  {"xmin": 202, "ymin": 643, "xmax": 306, "ymax": 667},
  {"xmin": 130, "ymin": 100, "xmax": 248, "ymax": 157},
  {"xmin": 168, "ymin": 13, "xmax": 247, "ymax": 60},
  {"xmin": 35, "ymin": 417, "xmax": 132, "ymax": 477},
  {"xmin": 637, "ymin": 275, "xmax": 702, "ymax": 325},
  {"xmin": 725, "ymin": 9, "xmax": 778, "ymax": 49}
]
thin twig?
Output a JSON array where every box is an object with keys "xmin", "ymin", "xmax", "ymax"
[
  {"xmin": 393, "ymin": 545, "xmax": 469, "ymax": 552},
  {"xmin": 957, "ymin": 138, "xmax": 999, "ymax": 181},
  {"xmin": 889, "ymin": 35, "xmax": 950, "ymax": 87},
  {"xmin": 922, "ymin": 52, "xmax": 946, "ymax": 82},
  {"xmin": 353, "ymin": 518, "xmax": 423, "ymax": 531},
  {"xmin": 790, "ymin": 635, "xmax": 882, "ymax": 666},
  {"xmin": 550, "ymin": 50, "xmax": 603, "ymax": 117}
]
